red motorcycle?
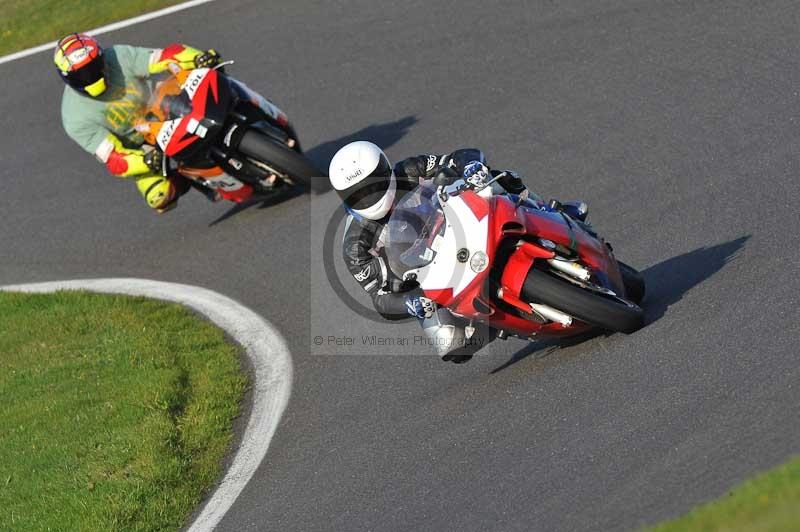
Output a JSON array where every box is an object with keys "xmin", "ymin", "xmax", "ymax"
[
  {"xmin": 134, "ymin": 63, "xmax": 321, "ymax": 203},
  {"xmin": 386, "ymin": 179, "xmax": 645, "ymax": 340}
]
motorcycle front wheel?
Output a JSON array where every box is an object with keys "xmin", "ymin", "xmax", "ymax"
[
  {"xmin": 617, "ymin": 261, "xmax": 646, "ymax": 305},
  {"xmin": 521, "ymin": 267, "xmax": 645, "ymax": 334},
  {"xmin": 237, "ymin": 129, "xmax": 324, "ymax": 191}
]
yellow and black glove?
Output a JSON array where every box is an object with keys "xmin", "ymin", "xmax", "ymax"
[
  {"xmin": 143, "ymin": 149, "xmax": 165, "ymax": 175},
  {"xmin": 194, "ymin": 49, "xmax": 221, "ymax": 69}
]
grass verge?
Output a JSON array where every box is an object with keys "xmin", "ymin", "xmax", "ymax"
[
  {"xmin": 0, "ymin": 0, "xmax": 189, "ymax": 56},
  {"xmin": 649, "ymin": 457, "xmax": 800, "ymax": 532},
  {"xmin": 0, "ymin": 290, "xmax": 246, "ymax": 531}
]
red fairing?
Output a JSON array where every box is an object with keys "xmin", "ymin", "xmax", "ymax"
[
  {"xmin": 426, "ymin": 192, "xmax": 600, "ymax": 338},
  {"xmin": 105, "ymin": 151, "xmax": 129, "ymax": 175},
  {"xmin": 166, "ymin": 123, "xmax": 199, "ymax": 156},
  {"xmin": 500, "ymin": 241, "xmax": 554, "ymax": 301},
  {"xmin": 460, "ymin": 190, "xmax": 491, "ymax": 221},
  {"xmin": 520, "ymin": 208, "xmax": 626, "ymax": 295},
  {"xmin": 164, "ymin": 70, "xmax": 219, "ymax": 156},
  {"xmin": 217, "ymin": 184, "xmax": 254, "ymax": 203},
  {"xmin": 425, "ymin": 288, "xmax": 454, "ymax": 304}
]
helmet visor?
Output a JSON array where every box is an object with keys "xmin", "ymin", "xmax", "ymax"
[{"xmin": 63, "ymin": 53, "xmax": 105, "ymax": 91}]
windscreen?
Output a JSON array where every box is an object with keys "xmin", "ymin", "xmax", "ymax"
[
  {"xmin": 385, "ymin": 185, "xmax": 446, "ymax": 278},
  {"xmin": 160, "ymin": 92, "xmax": 193, "ymax": 120},
  {"xmin": 144, "ymin": 76, "xmax": 194, "ymax": 121}
]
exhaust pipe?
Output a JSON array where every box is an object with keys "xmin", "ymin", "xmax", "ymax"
[
  {"xmin": 530, "ymin": 303, "xmax": 573, "ymax": 327},
  {"xmin": 547, "ymin": 258, "xmax": 591, "ymax": 282}
]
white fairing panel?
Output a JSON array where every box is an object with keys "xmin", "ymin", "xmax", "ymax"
[
  {"xmin": 182, "ymin": 68, "xmax": 209, "ymax": 100},
  {"xmin": 205, "ymin": 173, "xmax": 245, "ymax": 191},
  {"xmin": 414, "ymin": 195, "xmax": 489, "ymax": 297},
  {"xmin": 157, "ymin": 118, "xmax": 184, "ymax": 151}
]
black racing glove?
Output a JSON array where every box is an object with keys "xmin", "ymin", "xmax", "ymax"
[
  {"xmin": 144, "ymin": 149, "xmax": 165, "ymax": 175},
  {"xmin": 194, "ymin": 49, "xmax": 221, "ymax": 69},
  {"xmin": 495, "ymin": 170, "xmax": 527, "ymax": 195},
  {"xmin": 432, "ymin": 166, "xmax": 459, "ymax": 187}
]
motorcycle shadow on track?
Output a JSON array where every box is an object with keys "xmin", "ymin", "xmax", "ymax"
[
  {"xmin": 208, "ymin": 186, "xmax": 305, "ymax": 226},
  {"xmin": 491, "ymin": 235, "xmax": 750, "ymax": 373},
  {"xmin": 207, "ymin": 115, "xmax": 418, "ymax": 226}
]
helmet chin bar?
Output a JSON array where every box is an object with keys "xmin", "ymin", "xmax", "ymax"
[{"xmin": 84, "ymin": 77, "xmax": 107, "ymax": 97}]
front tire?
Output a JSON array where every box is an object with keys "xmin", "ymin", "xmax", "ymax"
[
  {"xmin": 521, "ymin": 267, "xmax": 645, "ymax": 334},
  {"xmin": 618, "ymin": 261, "xmax": 646, "ymax": 305},
  {"xmin": 237, "ymin": 130, "xmax": 324, "ymax": 191}
]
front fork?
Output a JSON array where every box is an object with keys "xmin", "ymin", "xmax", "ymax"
[{"xmin": 496, "ymin": 240, "xmax": 587, "ymax": 327}]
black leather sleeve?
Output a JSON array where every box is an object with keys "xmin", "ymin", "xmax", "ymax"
[
  {"xmin": 341, "ymin": 215, "xmax": 419, "ymax": 321},
  {"xmin": 394, "ymin": 148, "xmax": 487, "ymax": 180},
  {"xmin": 394, "ymin": 148, "xmax": 529, "ymax": 196},
  {"xmin": 370, "ymin": 286, "xmax": 422, "ymax": 321},
  {"xmin": 446, "ymin": 148, "xmax": 487, "ymax": 176},
  {"xmin": 394, "ymin": 154, "xmax": 443, "ymax": 179},
  {"xmin": 342, "ymin": 216, "xmax": 387, "ymax": 295}
]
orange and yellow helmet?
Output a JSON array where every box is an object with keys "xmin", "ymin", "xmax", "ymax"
[{"xmin": 54, "ymin": 33, "xmax": 106, "ymax": 97}]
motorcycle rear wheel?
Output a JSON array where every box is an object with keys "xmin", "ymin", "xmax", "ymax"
[
  {"xmin": 521, "ymin": 267, "xmax": 645, "ymax": 334},
  {"xmin": 237, "ymin": 130, "xmax": 324, "ymax": 191}
]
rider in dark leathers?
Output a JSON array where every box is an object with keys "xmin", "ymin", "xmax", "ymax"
[{"xmin": 341, "ymin": 147, "xmax": 529, "ymax": 323}]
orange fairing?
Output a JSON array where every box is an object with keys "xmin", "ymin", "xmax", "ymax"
[
  {"xmin": 133, "ymin": 70, "xmax": 191, "ymax": 145},
  {"xmin": 178, "ymin": 165, "xmax": 224, "ymax": 179}
]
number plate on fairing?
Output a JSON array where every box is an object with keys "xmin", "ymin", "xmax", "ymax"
[
  {"xmin": 204, "ymin": 173, "xmax": 244, "ymax": 191},
  {"xmin": 156, "ymin": 118, "xmax": 183, "ymax": 150},
  {"xmin": 182, "ymin": 68, "xmax": 209, "ymax": 100}
]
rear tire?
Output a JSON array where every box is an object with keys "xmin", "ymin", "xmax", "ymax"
[
  {"xmin": 618, "ymin": 261, "xmax": 646, "ymax": 305},
  {"xmin": 238, "ymin": 129, "xmax": 325, "ymax": 192},
  {"xmin": 521, "ymin": 267, "xmax": 645, "ymax": 334}
]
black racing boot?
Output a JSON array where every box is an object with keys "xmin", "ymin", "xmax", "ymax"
[{"xmin": 442, "ymin": 353, "xmax": 473, "ymax": 364}]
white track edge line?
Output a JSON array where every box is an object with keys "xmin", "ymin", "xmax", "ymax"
[
  {"xmin": 0, "ymin": 278, "xmax": 292, "ymax": 532},
  {"xmin": 0, "ymin": 0, "xmax": 216, "ymax": 66}
]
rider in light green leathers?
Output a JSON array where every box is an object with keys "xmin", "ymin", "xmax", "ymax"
[{"xmin": 55, "ymin": 33, "xmax": 221, "ymax": 213}]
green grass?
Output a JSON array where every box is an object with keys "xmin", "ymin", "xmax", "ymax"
[
  {"xmin": 0, "ymin": 0, "xmax": 187, "ymax": 56},
  {"xmin": 0, "ymin": 291, "xmax": 246, "ymax": 531},
  {"xmin": 649, "ymin": 457, "xmax": 800, "ymax": 532}
]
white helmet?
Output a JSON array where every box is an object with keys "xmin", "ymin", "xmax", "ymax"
[{"xmin": 329, "ymin": 141, "xmax": 396, "ymax": 220}]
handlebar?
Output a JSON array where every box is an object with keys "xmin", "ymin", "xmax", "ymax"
[
  {"xmin": 436, "ymin": 170, "xmax": 509, "ymax": 203},
  {"xmin": 213, "ymin": 60, "xmax": 235, "ymax": 70}
]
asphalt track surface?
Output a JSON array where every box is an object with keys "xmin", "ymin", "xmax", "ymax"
[{"xmin": 2, "ymin": 1, "xmax": 799, "ymax": 531}]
